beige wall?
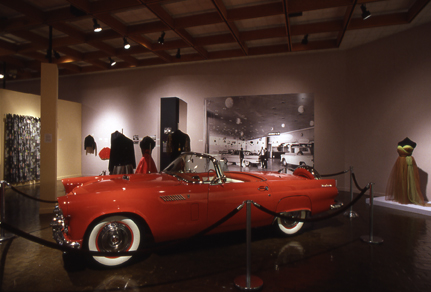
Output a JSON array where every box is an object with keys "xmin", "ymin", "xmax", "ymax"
[
  {"xmin": 57, "ymin": 100, "xmax": 82, "ymax": 179},
  {"xmin": 0, "ymin": 89, "xmax": 82, "ymax": 181}
]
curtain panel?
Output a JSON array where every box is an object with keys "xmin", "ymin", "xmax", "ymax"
[{"xmin": 4, "ymin": 114, "xmax": 41, "ymax": 184}]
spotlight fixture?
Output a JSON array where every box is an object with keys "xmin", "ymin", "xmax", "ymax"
[
  {"xmin": 93, "ymin": 18, "xmax": 102, "ymax": 32},
  {"xmin": 176, "ymin": 48, "xmax": 181, "ymax": 59},
  {"xmin": 361, "ymin": 4, "xmax": 371, "ymax": 20},
  {"xmin": 301, "ymin": 34, "xmax": 309, "ymax": 45},
  {"xmin": 53, "ymin": 50, "xmax": 61, "ymax": 59},
  {"xmin": 109, "ymin": 57, "xmax": 116, "ymax": 66},
  {"xmin": 158, "ymin": 31, "xmax": 165, "ymax": 44},
  {"xmin": 0, "ymin": 73, "xmax": 4, "ymax": 79},
  {"xmin": 123, "ymin": 37, "xmax": 131, "ymax": 49}
]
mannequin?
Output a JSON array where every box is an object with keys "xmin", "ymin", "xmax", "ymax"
[
  {"xmin": 385, "ymin": 137, "xmax": 425, "ymax": 205},
  {"xmin": 108, "ymin": 131, "xmax": 136, "ymax": 174},
  {"xmin": 167, "ymin": 130, "xmax": 191, "ymax": 162},
  {"xmin": 136, "ymin": 136, "xmax": 158, "ymax": 174}
]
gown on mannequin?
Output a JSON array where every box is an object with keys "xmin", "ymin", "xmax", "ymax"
[{"xmin": 385, "ymin": 137, "xmax": 425, "ymax": 206}]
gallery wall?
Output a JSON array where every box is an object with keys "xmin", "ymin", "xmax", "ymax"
[
  {"xmin": 6, "ymin": 22, "xmax": 431, "ymax": 197},
  {"xmin": 0, "ymin": 89, "xmax": 82, "ymax": 181},
  {"xmin": 345, "ymin": 22, "xmax": 431, "ymax": 197}
]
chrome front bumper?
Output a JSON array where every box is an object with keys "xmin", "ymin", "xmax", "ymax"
[{"xmin": 50, "ymin": 205, "xmax": 80, "ymax": 249}]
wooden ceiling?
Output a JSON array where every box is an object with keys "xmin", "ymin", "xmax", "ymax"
[{"xmin": 0, "ymin": 0, "xmax": 430, "ymax": 81}]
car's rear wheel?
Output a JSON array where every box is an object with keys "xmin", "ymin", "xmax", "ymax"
[
  {"xmin": 277, "ymin": 210, "xmax": 306, "ymax": 235},
  {"xmin": 87, "ymin": 215, "xmax": 142, "ymax": 267}
]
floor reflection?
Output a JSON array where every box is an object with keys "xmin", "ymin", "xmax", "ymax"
[{"xmin": 1, "ymin": 184, "xmax": 431, "ymax": 291}]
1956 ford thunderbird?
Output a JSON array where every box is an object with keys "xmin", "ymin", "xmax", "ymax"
[{"xmin": 52, "ymin": 152, "xmax": 339, "ymax": 267}]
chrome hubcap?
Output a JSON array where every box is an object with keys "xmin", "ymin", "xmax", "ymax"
[
  {"xmin": 97, "ymin": 222, "xmax": 132, "ymax": 252},
  {"xmin": 281, "ymin": 211, "xmax": 302, "ymax": 229}
]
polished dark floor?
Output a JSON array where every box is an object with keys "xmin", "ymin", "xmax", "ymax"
[{"xmin": 1, "ymin": 176, "xmax": 431, "ymax": 292}]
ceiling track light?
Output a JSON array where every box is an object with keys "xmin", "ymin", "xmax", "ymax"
[
  {"xmin": 53, "ymin": 50, "xmax": 61, "ymax": 59},
  {"xmin": 93, "ymin": 18, "xmax": 102, "ymax": 32},
  {"xmin": 361, "ymin": 4, "xmax": 371, "ymax": 20},
  {"xmin": 176, "ymin": 48, "xmax": 181, "ymax": 59},
  {"xmin": 301, "ymin": 34, "xmax": 309, "ymax": 45},
  {"xmin": 158, "ymin": 31, "xmax": 165, "ymax": 44},
  {"xmin": 109, "ymin": 57, "xmax": 116, "ymax": 66},
  {"xmin": 123, "ymin": 37, "xmax": 130, "ymax": 49}
]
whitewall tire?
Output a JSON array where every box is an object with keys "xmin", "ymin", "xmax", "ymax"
[
  {"xmin": 88, "ymin": 215, "xmax": 141, "ymax": 267},
  {"xmin": 277, "ymin": 211, "xmax": 306, "ymax": 235}
]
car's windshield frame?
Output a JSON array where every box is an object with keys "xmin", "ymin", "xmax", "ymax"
[{"xmin": 162, "ymin": 152, "xmax": 225, "ymax": 184}]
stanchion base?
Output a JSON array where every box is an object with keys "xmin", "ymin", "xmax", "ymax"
[
  {"xmin": 344, "ymin": 210, "xmax": 359, "ymax": 218},
  {"xmin": 360, "ymin": 235, "xmax": 383, "ymax": 244},
  {"xmin": 234, "ymin": 275, "xmax": 263, "ymax": 291}
]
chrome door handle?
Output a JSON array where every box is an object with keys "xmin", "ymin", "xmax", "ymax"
[{"xmin": 258, "ymin": 186, "xmax": 268, "ymax": 191}]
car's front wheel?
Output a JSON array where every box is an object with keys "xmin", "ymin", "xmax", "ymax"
[
  {"xmin": 277, "ymin": 210, "xmax": 306, "ymax": 235},
  {"xmin": 87, "ymin": 215, "xmax": 142, "ymax": 267}
]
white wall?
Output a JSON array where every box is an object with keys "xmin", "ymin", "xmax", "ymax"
[
  {"xmin": 8, "ymin": 23, "xmax": 431, "ymax": 197},
  {"xmin": 345, "ymin": 22, "xmax": 431, "ymax": 197}
]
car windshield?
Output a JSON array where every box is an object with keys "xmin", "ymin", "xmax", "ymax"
[{"xmin": 163, "ymin": 153, "xmax": 224, "ymax": 178}]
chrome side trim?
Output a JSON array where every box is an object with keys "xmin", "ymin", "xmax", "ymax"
[{"xmin": 160, "ymin": 195, "xmax": 186, "ymax": 202}]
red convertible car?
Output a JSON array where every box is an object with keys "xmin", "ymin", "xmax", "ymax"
[{"xmin": 52, "ymin": 152, "xmax": 339, "ymax": 267}]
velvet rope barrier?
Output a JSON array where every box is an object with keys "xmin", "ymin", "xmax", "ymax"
[
  {"xmin": 0, "ymin": 202, "xmax": 245, "ymax": 256},
  {"xmin": 253, "ymin": 184, "xmax": 370, "ymax": 223},
  {"xmin": 320, "ymin": 169, "xmax": 349, "ymax": 177},
  {"xmin": 4, "ymin": 182, "xmax": 58, "ymax": 204}
]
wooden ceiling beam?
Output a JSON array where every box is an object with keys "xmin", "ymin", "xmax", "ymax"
[
  {"xmin": 241, "ymin": 27, "xmax": 286, "ymax": 42},
  {"xmin": 52, "ymin": 22, "xmax": 86, "ymax": 42},
  {"xmin": 91, "ymin": 0, "xmax": 142, "ymax": 15},
  {"xmin": 292, "ymin": 39, "xmax": 338, "ymax": 52},
  {"xmin": 58, "ymin": 63, "xmax": 82, "ymax": 73},
  {"xmin": 131, "ymin": 35, "xmax": 171, "ymax": 62},
  {"xmin": 65, "ymin": 0, "xmax": 91, "ymax": 14},
  {"xmin": 175, "ymin": 12, "xmax": 222, "ymax": 29},
  {"xmin": 0, "ymin": 40, "xmax": 18, "ymax": 56},
  {"xmin": 127, "ymin": 21, "xmax": 169, "ymax": 36},
  {"xmin": 0, "ymin": 0, "xmax": 44, "ymax": 21},
  {"xmin": 282, "ymin": 0, "xmax": 292, "ymax": 52},
  {"xmin": 87, "ymin": 40, "xmax": 116, "ymax": 56},
  {"xmin": 96, "ymin": 13, "xmax": 128, "ymax": 36},
  {"xmin": 143, "ymin": 1, "xmax": 209, "ymax": 59},
  {"xmin": 349, "ymin": 13, "xmax": 409, "ymax": 29},
  {"xmin": 10, "ymin": 31, "xmax": 49, "ymax": 49},
  {"xmin": 87, "ymin": 59, "xmax": 109, "ymax": 70},
  {"xmin": 407, "ymin": 0, "xmax": 431, "ymax": 22},
  {"xmin": 336, "ymin": 0, "xmax": 358, "ymax": 47},
  {"xmin": 83, "ymin": 51, "xmax": 110, "ymax": 61},
  {"xmin": 195, "ymin": 34, "xmax": 235, "ymax": 47},
  {"xmin": 55, "ymin": 47, "xmax": 84, "ymax": 62},
  {"xmin": 211, "ymin": 0, "xmax": 248, "ymax": 56}
]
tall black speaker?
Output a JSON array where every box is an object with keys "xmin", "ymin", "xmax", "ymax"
[{"xmin": 160, "ymin": 97, "xmax": 187, "ymax": 170}]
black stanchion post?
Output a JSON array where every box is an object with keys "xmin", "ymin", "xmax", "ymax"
[
  {"xmin": 344, "ymin": 166, "xmax": 359, "ymax": 218},
  {"xmin": 361, "ymin": 183, "xmax": 383, "ymax": 244},
  {"xmin": 0, "ymin": 181, "xmax": 15, "ymax": 242},
  {"xmin": 234, "ymin": 200, "xmax": 263, "ymax": 291}
]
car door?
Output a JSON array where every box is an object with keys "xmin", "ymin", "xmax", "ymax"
[
  {"xmin": 207, "ymin": 177, "xmax": 273, "ymax": 234},
  {"xmin": 153, "ymin": 181, "xmax": 209, "ymax": 242}
]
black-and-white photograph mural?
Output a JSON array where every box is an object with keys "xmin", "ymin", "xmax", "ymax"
[{"xmin": 205, "ymin": 94, "xmax": 314, "ymax": 172}]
